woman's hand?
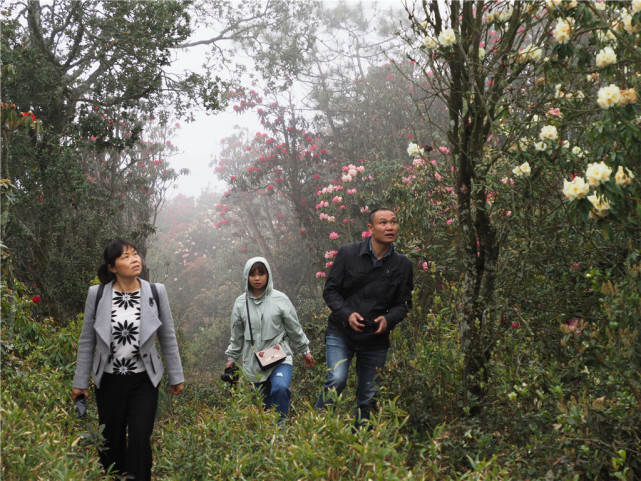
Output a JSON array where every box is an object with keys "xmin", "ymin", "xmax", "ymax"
[
  {"xmin": 169, "ymin": 383, "xmax": 184, "ymax": 395},
  {"xmin": 303, "ymin": 352, "xmax": 315, "ymax": 368},
  {"xmin": 225, "ymin": 360, "xmax": 235, "ymax": 369},
  {"xmin": 72, "ymin": 387, "xmax": 89, "ymax": 402}
]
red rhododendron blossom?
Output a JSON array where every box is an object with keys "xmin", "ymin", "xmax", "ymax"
[{"xmin": 31, "ymin": 295, "xmax": 41, "ymax": 303}]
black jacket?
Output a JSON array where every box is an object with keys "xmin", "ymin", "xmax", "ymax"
[{"xmin": 323, "ymin": 239, "xmax": 413, "ymax": 350}]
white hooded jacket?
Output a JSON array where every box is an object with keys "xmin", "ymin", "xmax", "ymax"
[{"xmin": 225, "ymin": 257, "xmax": 310, "ymax": 382}]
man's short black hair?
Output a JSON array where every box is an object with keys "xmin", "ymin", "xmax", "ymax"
[{"xmin": 368, "ymin": 207, "xmax": 395, "ymax": 225}]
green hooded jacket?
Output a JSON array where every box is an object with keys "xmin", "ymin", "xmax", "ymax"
[{"xmin": 225, "ymin": 257, "xmax": 310, "ymax": 382}]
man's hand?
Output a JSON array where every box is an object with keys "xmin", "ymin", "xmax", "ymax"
[
  {"xmin": 348, "ymin": 312, "xmax": 366, "ymax": 332},
  {"xmin": 373, "ymin": 316, "xmax": 388, "ymax": 334}
]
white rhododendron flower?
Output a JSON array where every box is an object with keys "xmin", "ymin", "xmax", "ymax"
[
  {"xmin": 478, "ymin": 47, "xmax": 486, "ymax": 60},
  {"xmin": 553, "ymin": 19, "xmax": 571, "ymax": 44},
  {"xmin": 623, "ymin": 13, "xmax": 641, "ymax": 34},
  {"xmin": 485, "ymin": 11, "xmax": 499, "ymax": 23},
  {"xmin": 515, "ymin": 44, "xmax": 543, "ymax": 63},
  {"xmin": 534, "ymin": 141, "xmax": 547, "ymax": 151},
  {"xmin": 512, "ymin": 162, "xmax": 531, "ymax": 177},
  {"xmin": 539, "ymin": 125, "xmax": 558, "ymax": 141},
  {"xmin": 498, "ymin": 8, "xmax": 513, "ymax": 22},
  {"xmin": 424, "ymin": 37, "xmax": 438, "ymax": 50},
  {"xmin": 595, "ymin": 47, "xmax": 617, "ymax": 68},
  {"xmin": 563, "ymin": 177, "xmax": 590, "ymax": 200},
  {"xmin": 407, "ymin": 142, "xmax": 425, "ymax": 158},
  {"xmin": 438, "ymin": 28, "xmax": 456, "ymax": 47},
  {"xmin": 572, "ymin": 146, "xmax": 584, "ymax": 157},
  {"xmin": 615, "ymin": 166, "xmax": 635, "ymax": 186},
  {"xmin": 633, "ymin": 0, "xmax": 641, "ymax": 14},
  {"xmin": 587, "ymin": 193, "xmax": 611, "ymax": 218},
  {"xmin": 585, "ymin": 161, "xmax": 613, "ymax": 187},
  {"xmin": 597, "ymin": 84, "xmax": 621, "ymax": 109}
]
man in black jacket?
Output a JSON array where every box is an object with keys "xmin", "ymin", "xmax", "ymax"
[{"xmin": 315, "ymin": 207, "xmax": 413, "ymax": 428}]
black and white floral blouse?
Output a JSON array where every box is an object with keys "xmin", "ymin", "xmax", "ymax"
[{"xmin": 104, "ymin": 290, "xmax": 146, "ymax": 375}]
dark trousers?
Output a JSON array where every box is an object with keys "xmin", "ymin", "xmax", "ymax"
[{"xmin": 95, "ymin": 372, "xmax": 159, "ymax": 481}]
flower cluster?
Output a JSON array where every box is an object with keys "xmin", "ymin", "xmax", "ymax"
[
  {"xmin": 597, "ymin": 84, "xmax": 621, "ymax": 109},
  {"xmin": 341, "ymin": 164, "xmax": 365, "ymax": 182},
  {"xmin": 595, "ymin": 47, "xmax": 617, "ymax": 68},
  {"xmin": 539, "ymin": 125, "xmax": 558, "ymax": 142},
  {"xmin": 595, "ymin": 86, "xmax": 637, "ymax": 109},
  {"xmin": 512, "ymin": 162, "xmax": 531, "ymax": 177},
  {"xmin": 615, "ymin": 166, "xmax": 635, "ymax": 186},
  {"xmin": 514, "ymin": 44, "xmax": 543, "ymax": 63},
  {"xmin": 585, "ymin": 161, "xmax": 612, "ymax": 187},
  {"xmin": 553, "ymin": 19, "xmax": 572, "ymax": 44},
  {"xmin": 407, "ymin": 142, "xmax": 425, "ymax": 158},
  {"xmin": 587, "ymin": 193, "xmax": 611, "ymax": 218},
  {"xmin": 438, "ymin": 28, "xmax": 456, "ymax": 47},
  {"xmin": 562, "ymin": 177, "xmax": 590, "ymax": 200}
]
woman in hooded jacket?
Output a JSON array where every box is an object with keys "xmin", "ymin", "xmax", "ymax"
[{"xmin": 224, "ymin": 257, "xmax": 314, "ymax": 419}]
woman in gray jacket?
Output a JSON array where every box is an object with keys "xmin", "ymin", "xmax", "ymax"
[
  {"xmin": 224, "ymin": 257, "xmax": 314, "ymax": 420},
  {"xmin": 72, "ymin": 239, "xmax": 184, "ymax": 481}
]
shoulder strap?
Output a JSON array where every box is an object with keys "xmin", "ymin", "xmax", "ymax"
[
  {"xmin": 150, "ymin": 283, "xmax": 160, "ymax": 314},
  {"xmin": 93, "ymin": 283, "xmax": 105, "ymax": 319},
  {"xmin": 245, "ymin": 295, "xmax": 256, "ymax": 349}
]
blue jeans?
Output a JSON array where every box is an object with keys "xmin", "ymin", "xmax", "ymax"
[
  {"xmin": 315, "ymin": 334, "xmax": 388, "ymax": 426},
  {"xmin": 254, "ymin": 363, "xmax": 292, "ymax": 420}
]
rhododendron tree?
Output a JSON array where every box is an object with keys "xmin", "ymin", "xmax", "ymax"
[{"xmin": 402, "ymin": 0, "xmax": 640, "ymax": 411}]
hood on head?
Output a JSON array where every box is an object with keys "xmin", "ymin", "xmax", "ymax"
[{"xmin": 243, "ymin": 256, "xmax": 273, "ymax": 297}]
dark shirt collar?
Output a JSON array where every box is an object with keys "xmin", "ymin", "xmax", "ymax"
[{"xmin": 367, "ymin": 237, "xmax": 393, "ymax": 266}]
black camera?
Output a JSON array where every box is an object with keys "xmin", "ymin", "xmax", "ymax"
[
  {"xmin": 221, "ymin": 364, "xmax": 240, "ymax": 384},
  {"xmin": 75, "ymin": 394, "xmax": 87, "ymax": 418},
  {"xmin": 361, "ymin": 318, "xmax": 378, "ymax": 332}
]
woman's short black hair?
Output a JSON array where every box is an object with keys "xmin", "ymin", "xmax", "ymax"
[
  {"xmin": 97, "ymin": 239, "xmax": 138, "ymax": 284},
  {"xmin": 249, "ymin": 261, "xmax": 268, "ymax": 276}
]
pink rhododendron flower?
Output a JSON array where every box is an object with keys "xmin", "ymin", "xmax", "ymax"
[
  {"xmin": 316, "ymin": 271, "xmax": 327, "ymax": 278},
  {"xmin": 361, "ymin": 231, "xmax": 372, "ymax": 239},
  {"xmin": 329, "ymin": 232, "xmax": 339, "ymax": 240}
]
